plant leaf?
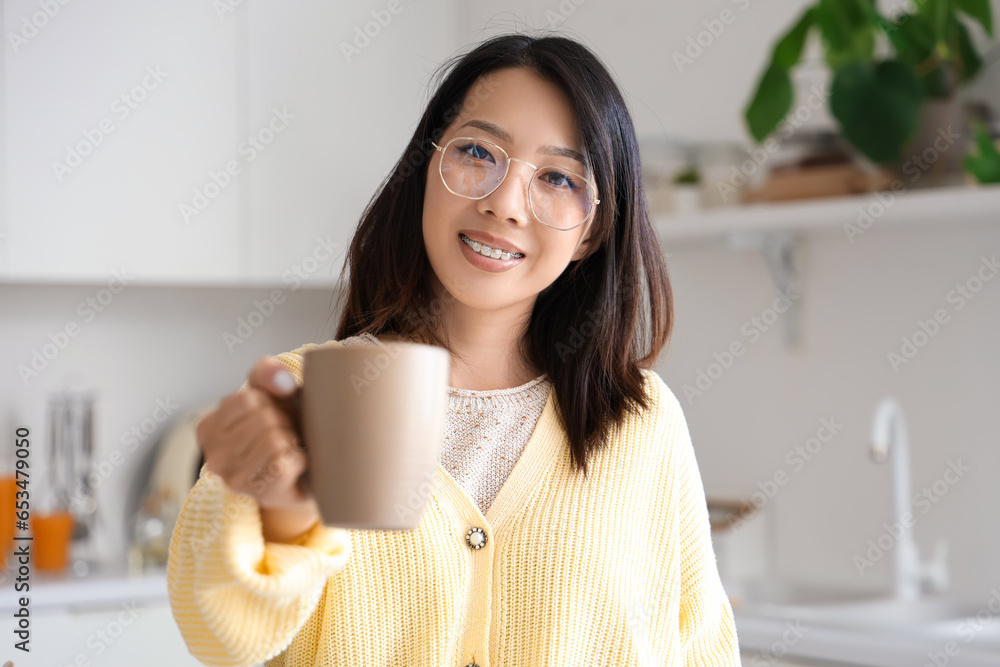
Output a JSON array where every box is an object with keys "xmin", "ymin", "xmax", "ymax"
[
  {"xmin": 830, "ymin": 60, "xmax": 925, "ymax": 164},
  {"xmin": 954, "ymin": 17, "xmax": 983, "ymax": 81},
  {"xmin": 887, "ymin": 12, "xmax": 937, "ymax": 62},
  {"xmin": 816, "ymin": 0, "xmax": 877, "ymax": 68},
  {"xmin": 917, "ymin": 0, "xmax": 951, "ymax": 40},
  {"xmin": 744, "ymin": 62, "xmax": 794, "ymax": 142},
  {"xmin": 885, "ymin": 12, "xmax": 949, "ymax": 96},
  {"xmin": 815, "ymin": 0, "xmax": 853, "ymax": 53},
  {"xmin": 774, "ymin": 8, "xmax": 815, "ymax": 68},
  {"xmin": 955, "ymin": 0, "xmax": 994, "ymax": 37},
  {"xmin": 963, "ymin": 122, "xmax": 1000, "ymax": 183}
]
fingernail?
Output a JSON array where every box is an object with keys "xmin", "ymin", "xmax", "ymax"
[{"xmin": 273, "ymin": 369, "xmax": 296, "ymax": 393}]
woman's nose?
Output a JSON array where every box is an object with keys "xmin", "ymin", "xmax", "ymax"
[{"xmin": 484, "ymin": 160, "xmax": 534, "ymax": 223}]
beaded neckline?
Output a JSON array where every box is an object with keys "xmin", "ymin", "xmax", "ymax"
[{"xmin": 447, "ymin": 373, "xmax": 549, "ymax": 396}]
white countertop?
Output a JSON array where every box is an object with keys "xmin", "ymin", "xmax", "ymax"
[
  {"xmin": 736, "ymin": 609, "xmax": 1000, "ymax": 666},
  {"xmin": 0, "ymin": 564, "xmax": 169, "ymax": 613},
  {"xmin": 5, "ymin": 565, "xmax": 1000, "ymax": 665}
]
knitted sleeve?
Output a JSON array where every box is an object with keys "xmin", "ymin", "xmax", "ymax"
[
  {"xmin": 166, "ymin": 344, "xmax": 351, "ymax": 666},
  {"xmin": 670, "ymin": 392, "xmax": 742, "ymax": 665}
]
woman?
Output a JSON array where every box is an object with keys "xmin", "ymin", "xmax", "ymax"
[{"xmin": 169, "ymin": 32, "xmax": 741, "ymax": 666}]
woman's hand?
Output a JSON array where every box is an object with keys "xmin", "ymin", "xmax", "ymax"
[{"xmin": 196, "ymin": 357, "xmax": 321, "ymax": 541}]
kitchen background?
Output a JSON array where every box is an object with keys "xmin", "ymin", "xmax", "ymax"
[{"xmin": 1, "ymin": 0, "xmax": 999, "ymax": 665}]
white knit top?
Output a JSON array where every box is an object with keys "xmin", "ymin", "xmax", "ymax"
[{"xmin": 339, "ymin": 333, "xmax": 552, "ymax": 516}]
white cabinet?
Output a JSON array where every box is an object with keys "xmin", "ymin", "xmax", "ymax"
[
  {"xmin": 2, "ymin": 0, "xmax": 461, "ymax": 287},
  {"xmin": 242, "ymin": 0, "xmax": 461, "ymax": 288},
  {"xmin": 3, "ymin": 0, "xmax": 242, "ymax": 285},
  {"xmin": 1, "ymin": 569, "xmax": 202, "ymax": 666},
  {"xmin": 30, "ymin": 602, "xmax": 205, "ymax": 666}
]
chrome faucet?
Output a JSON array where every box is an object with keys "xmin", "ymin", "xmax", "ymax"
[{"xmin": 870, "ymin": 397, "xmax": 948, "ymax": 600}]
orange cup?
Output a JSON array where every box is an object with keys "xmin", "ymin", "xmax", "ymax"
[
  {"xmin": 0, "ymin": 476, "xmax": 15, "ymax": 570},
  {"xmin": 30, "ymin": 512, "xmax": 75, "ymax": 571}
]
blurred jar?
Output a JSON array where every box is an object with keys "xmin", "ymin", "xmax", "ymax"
[
  {"xmin": 128, "ymin": 493, "xmax": 174, "ymax": 574},
  {"xmin": 638, "ymin": 134, "xmax": 691, "ymax": 215},
  {"xmin": 46, "ymin": 388, "xmax": 100, "ymax": 576},
  {"xmin": 31, "ymin": 473, "xmax": 75, "ymax": 573},
  {"xmin": 698, "ymin": 141, "xmax": 760, "ymax": 208},
  {"xmin": 0, "ymin": 440, "xmax": 16, "ymax": 572}
]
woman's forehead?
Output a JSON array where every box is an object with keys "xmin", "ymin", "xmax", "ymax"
[{"xmin": 451, "ymin": 70, "xmax": 588, "ymax": 167}]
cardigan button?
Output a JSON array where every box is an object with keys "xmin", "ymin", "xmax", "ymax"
[
  {"xmin": 463, "ymin": 663, "xmax": 480, "ymax": 667},
  {"xmin": 465, "ymin": 526, "xmax": 487, "ymax": 549}
]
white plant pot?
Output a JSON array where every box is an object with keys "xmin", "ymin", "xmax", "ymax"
[{"xmin": 672, "ymin": 185, "xmax": 702, "ymax": 214}]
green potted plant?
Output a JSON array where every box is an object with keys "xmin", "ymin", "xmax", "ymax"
[
  {"xmin": 744, "ymin": 0, "xmax": 995, "ymax": 181},
  {"xmin": 672, "ymin": 166, "xmax": 702, "ymax": 213}
]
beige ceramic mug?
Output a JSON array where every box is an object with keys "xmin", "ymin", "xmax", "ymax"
[{"xmin": 300, "ymin": 341, "xmax": 450, "ymax": 530}]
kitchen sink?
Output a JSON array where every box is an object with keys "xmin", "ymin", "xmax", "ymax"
[
  {"xmin": 728, "ymin": 578, "xmax": 1000, "ymax": 647},
  {"xmin": 766, "ymin": 597, "xmax": 992, "ymax": 629},
  {"xmin": 726, "ymin": 578, "xmax": 883, "ymax": 610}
]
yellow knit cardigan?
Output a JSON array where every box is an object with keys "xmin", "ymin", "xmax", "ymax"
[{"xmin": 167, "ymin": 339, "xmax": 741, "ymax": 666}]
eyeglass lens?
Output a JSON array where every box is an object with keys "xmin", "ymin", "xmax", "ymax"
[{"xmin": 439, "ymin": 138, "xmax": 595, "ymax": 230}]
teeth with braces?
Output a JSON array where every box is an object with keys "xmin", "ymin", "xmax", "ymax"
[{"xmin": 461, "ymin": 233, "xmax": 524, "ymax": 260}]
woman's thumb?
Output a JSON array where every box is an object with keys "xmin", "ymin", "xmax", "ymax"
[{"xmin": 272, "ymin": 367, "xmax": 298, "ymax": 395}]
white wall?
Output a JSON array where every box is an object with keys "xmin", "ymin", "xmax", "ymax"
[{"xmin": 664, "ymin": 225, "xmax": 1000, "ymax": 599}]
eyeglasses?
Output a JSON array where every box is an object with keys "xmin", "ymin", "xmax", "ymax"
[{"xmin": 430, "ymin": 136, "xmax": 600, "ymax": 231}]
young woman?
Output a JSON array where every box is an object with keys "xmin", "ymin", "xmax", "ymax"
[{"xmin": 169, "ymin": 32, "xmax": 741, "ymax": 666}]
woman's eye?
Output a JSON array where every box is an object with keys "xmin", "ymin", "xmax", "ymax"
[
  {"xmin": 456, "ymin": 142, "xmax": 495, "ymax": 163},
  {"xmin": 540, "ymin": 170, "xmax": 580, "ymax": 190}
]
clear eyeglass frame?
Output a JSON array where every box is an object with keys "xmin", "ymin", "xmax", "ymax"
[{"xmin": 430, "ymin": 136, "xmax": 600, "ymax": 231}]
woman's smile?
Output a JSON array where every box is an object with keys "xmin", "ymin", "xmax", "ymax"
[{"xmin": 458, "ymin": 231, "xmax": 526, "ymax": 273}]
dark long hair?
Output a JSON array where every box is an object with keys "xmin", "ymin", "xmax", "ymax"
[{"xmin": 331, "ymin": 31, "xmax": 673, "ymax": 477}]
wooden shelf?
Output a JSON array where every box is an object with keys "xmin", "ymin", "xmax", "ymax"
[{"xmin": 655, "ymin": 184, "xmax": 1000, "ymax": 243}]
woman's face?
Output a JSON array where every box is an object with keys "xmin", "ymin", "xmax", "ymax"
[{"xmin": 421, "ymin": 66, "xmax": 598, "ymax": 314}]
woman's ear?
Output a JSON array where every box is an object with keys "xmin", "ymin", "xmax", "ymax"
[{"xmin": 570, "ymin": 219, "xmax": 598, "ymax": 262}]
